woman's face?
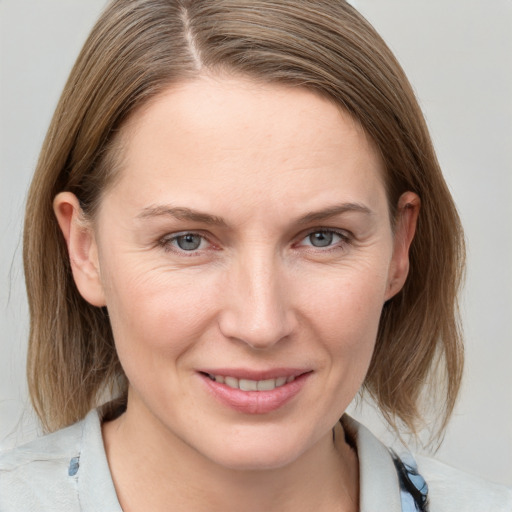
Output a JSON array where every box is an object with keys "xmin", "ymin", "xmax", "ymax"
[{"xmin": 57, "ymin": 75, "xmax": 417, "ymax": 470}]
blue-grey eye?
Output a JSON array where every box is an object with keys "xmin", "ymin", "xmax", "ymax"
[
  {"xmin": 175, "ymin": 233, "xmax": 203, "ymax": 251},
  {"xmin": 308, "ymin": 231, "xmax": 335, "ymax": 247}
]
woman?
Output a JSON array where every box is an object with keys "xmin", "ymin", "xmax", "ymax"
[{"xmin": 1, "ymin": 0, "xmax": 510, "ymax": 510}]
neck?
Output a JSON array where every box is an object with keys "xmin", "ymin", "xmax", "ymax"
[{"xmin": 102, "ymin": 397, "xmax": 359, "ymax": 512}]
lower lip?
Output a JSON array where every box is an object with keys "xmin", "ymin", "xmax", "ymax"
[{"xmin": 199, "ymin": 373, "xmax": 311, "ymax": 414}]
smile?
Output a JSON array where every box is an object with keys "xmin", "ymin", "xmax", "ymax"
[
  {"xmin": 199, "ymin": 370, "xmax": 311, "ymax": 414},
  {"xmin": 206, "ymin": 373, "xmax": 296, "ymax": 391}
]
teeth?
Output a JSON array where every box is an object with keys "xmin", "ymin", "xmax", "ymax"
[
  {"xmin": 239, "ymin": 379, "xmax": 258, "ymax": 391},
  {"xmin": 224, "ymin": 376, "xmax": 239, "ymax": 389},
  {"xmin": 257, "ymin": 379, "xmax": 277, "ymax": 391},
  {"xmin": 208, "ymin": 374, "xmax": 297, "ymax": 391},
  {"xmin": 276, "ymin": 376, "xmax": 287, "ymax": 387}
]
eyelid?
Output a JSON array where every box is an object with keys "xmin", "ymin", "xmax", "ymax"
[
  {"xmin": 158, "ymin": 230, "xmax": 215, "ymax": 254},
  {"xmin": 295, "ymin": 227, "xmax": 352, "ymax": 249},
  {"xmin": 156, "ymin": 227, "xmax": 352, "ymax": 255}
]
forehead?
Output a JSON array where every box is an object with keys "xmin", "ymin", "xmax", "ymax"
[{"xmin": 103, "ymin": 75, "xmax": 387, "ymax": 221}]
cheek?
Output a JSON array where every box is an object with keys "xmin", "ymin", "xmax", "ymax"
[
  {"xmin": 101, "ymin": 262, "xmax": 221, "ymax": 369},
  {"xmin": 303, "ymin": 262, "xmax": 388, "ymax": 337},
  {"xmin": 298, "ymin": 261, "xmax": 389, "ymax": 380}
]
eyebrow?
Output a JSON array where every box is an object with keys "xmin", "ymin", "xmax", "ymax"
[
  {"xmin": 137, "ymin": 205, "xmax": 228, "ymax": 226},
  {"xmin": 296, "ymin": 203, "xmax": 374, "ymax": 225},
  {"xmin": 137, "ymin": 202, "xmax": 373, "ymax": 227}
]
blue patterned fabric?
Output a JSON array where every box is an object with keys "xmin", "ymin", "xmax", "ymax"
[{"xmin": 391, "ymin": 451, "xmax": 429, "ymax": 511}]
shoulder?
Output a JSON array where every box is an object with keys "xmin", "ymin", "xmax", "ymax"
[
  {"xmin": 343, "ymin": 415, "xmax": 512, "ymax": 512},
  {"xmin": 0, "ymin": 417, "xmax": 85, "ymax": 470},
  {"xmin": 0, "ymin": 411, "xmax": 92, "ymax": 511},
  {"xmin": 416, "ymin": 455, "xmax": 512, "ymax": 512}
]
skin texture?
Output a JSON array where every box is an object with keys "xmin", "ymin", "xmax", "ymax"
[{"xmin": 54, "ymin": 75, "xmax": 419, "ymax": 512}]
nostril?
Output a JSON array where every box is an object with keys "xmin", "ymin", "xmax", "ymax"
[{"xmin": 218, "ymin": 311, "xmax": 294, "ymax": 350}]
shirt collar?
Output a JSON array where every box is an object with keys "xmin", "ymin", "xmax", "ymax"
[
  {"xmin": 77, "ymin": 409, "xmax": 123, "ymax": 512},
  {"xmin": 75, "ymin": 409, "xmax": 403, "ymax": 512},
  {"xmin": 342, "ymin": 415, "xmax": 403, "ymax": 512}
]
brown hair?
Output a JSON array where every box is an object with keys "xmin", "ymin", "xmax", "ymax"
[{"xmin": 24, "ymin": 0, "xmax": 464, "ymax": 439}]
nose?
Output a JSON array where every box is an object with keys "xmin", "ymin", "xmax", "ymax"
[{"xmin": 218, "ymin": 250, "xmax": 296, "ymax": 350}]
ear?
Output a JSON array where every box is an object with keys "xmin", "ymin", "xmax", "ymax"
[
  {"xmin": 53, "ymin": 192, "xmax": 106, "ymax": 307},
  {"xmin": 385, "ymin": 191, "xmax": 420, "ymax": 301}
]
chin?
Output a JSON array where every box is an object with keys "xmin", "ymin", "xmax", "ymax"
[
  {"xmin": 194, "ymin": 427, "xmax": 317, "ymax": 472},
  {"xmin": 209, "ymin": 447, "xmax": 302, "ymax": 472}
]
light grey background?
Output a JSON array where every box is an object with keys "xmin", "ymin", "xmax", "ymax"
[{"xmin": 1, "ymin": 0, "xmax": 511, "ymax": 486}]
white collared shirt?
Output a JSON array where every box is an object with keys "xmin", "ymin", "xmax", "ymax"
[{"xmin": 1, "ymin": 409, "xmax": 511, "ymax": 511}]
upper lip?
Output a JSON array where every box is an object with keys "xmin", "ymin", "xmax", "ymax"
[{"xmin": 198, "ymin": 368, "xmax": 311, "ymax": 381}]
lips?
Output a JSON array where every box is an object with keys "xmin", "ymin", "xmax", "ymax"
[
  {"xmin": 205, "ymin": 373, "xmax": 296, "ymax": 391},
  {"xmin": 198, "ymin": 369, "xmax": 311, "ymax": 414}
]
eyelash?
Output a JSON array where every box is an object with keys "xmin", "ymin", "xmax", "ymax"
[
  {"xmin": 158, "ymin": 231, "xmax": 214, "ymax": 255},
  {"xmin": 157, "ymin": 228, "xmax": 352, "ymax": 256},
  {"xmin": 296, "ymin": 228, "xmax": 352, "ymax": 252}
]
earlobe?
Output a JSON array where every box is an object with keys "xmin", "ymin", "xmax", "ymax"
[
  {"xmin": 385, "ymin": 191, "xmax": 420, "ymax": 301},
  {"xmin": 53, "ymin": 192, "xmax": 106, "ymax": 307}
]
